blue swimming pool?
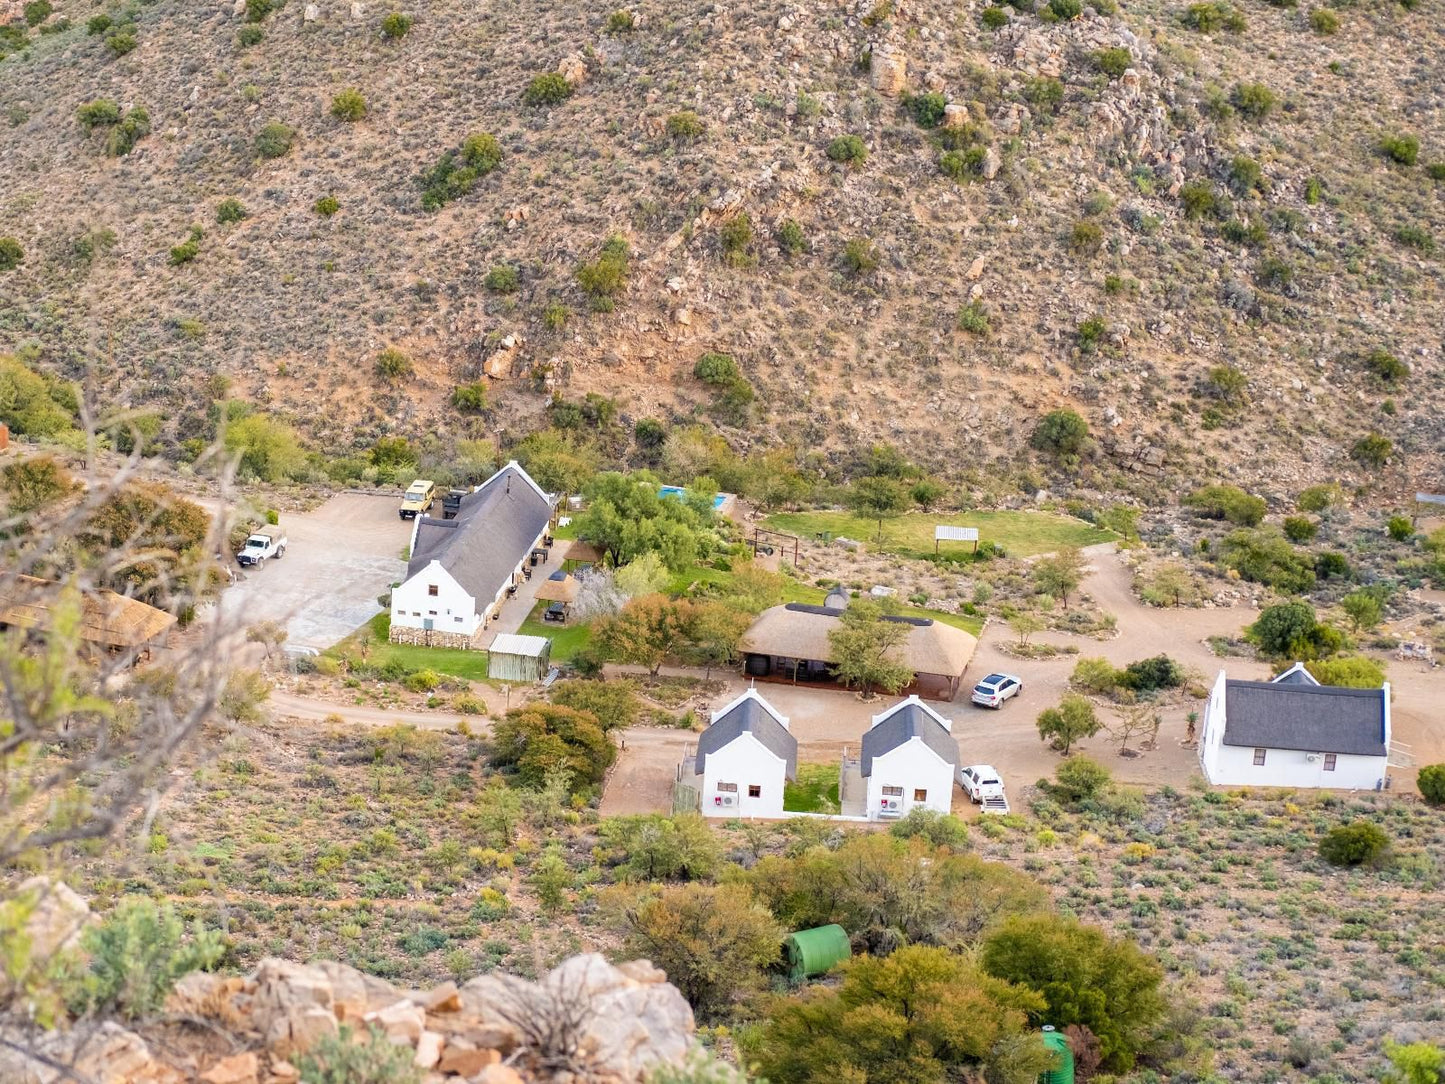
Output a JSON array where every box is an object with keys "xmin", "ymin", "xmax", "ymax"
[{"xmin": 659, "ymin": 485, "xmax": 727, "ymax": 509}]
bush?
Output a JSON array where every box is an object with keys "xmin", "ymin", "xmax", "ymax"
[
  {"xmin": 484, "ymin": 264, "xmax": 520, "ymax": 293},
  {"xmin": 939, "ymin": 146, "xmax": 987, "ymax": 181},
  {"xmin": 1180, "ymin": 180, "xmax": 1225, "ymax": 220},
  {"xmin": 982, "ymin": 5, "xmax": 1009, "ymax": 26},
  {"xmin": 524, "ymin": 72, "xmax": 573, "ymax": 106},
  {"xmin": 1428, "ymin": 163, "xmax": 1445, "ymax": 181},
  {"xmin": 216, "ymin": 198, "xmax": 247, "ymax": 224},
  {"xmin": 576, "ymin": 234, "xmax": 630, "ymax": 310},
  {"xmin": 451, "ymin": 382, "xmax": 488, "ymax": 414},
  {"xmin": 1069, "ymin": 220, "xmax": 1105, "ymax": 256},
  {"xmin": 826, "ymin": 134, "xmax": 868, "ymax": 166},
  {"xmin": 957, "ymin": 301, "xmax": 990, "ymax": 335},
  {"xmin": 330, "ymin": 88, "xmax": 367, "ymax": 121},
  {"xmin": 380, "ymin": 11, "xmax": 411, "ymax": 38},
  {"xmin": 1221, "ymin": 529, "xmax": 1318, "ymax": 593},
  {"xmin": 889, "ymin": 807, "xmax": 970, "ymax": 849},
  {"xmin": 777, "ymin": 218, "xmax": 806, "ymax": 254},
  {"xmin": 842, "ymin": 237, "xmax": 879, "ymax": 275},
  {"xmin": 1232, "ymin": 82, "xmax": 1278, "ymax": 121},
  {"xmin": 1387, "ymin": 515, "xmax": 1413, "ymax": 541},
  {"xmin": 1071, "ymin": 656, "xmax": 1121, "ymax": 694},
  {"xmin": 1418, "ymin": 764, "xmax": 1445, "ymax": 805},
  {"xmin": 297, "ymin": 1025, "xmax": 423, "ymax": 1084},
  {"xmin": 1049, "ymin": 0, "xmax": 1082, "ymax": 17},
  {"xmin": 1315, "ymin": 550, "xmax": 1350, "ymax": 579},
  {"xmin": 1351, "ymin": 433, "xmax": 1392, "ymax": 467},
  {"xmin": 1297, "ymin": 483, "xmax": 1341, "ymax": 512},
  {"xmin": 87, "ymin": 13, "xmax": 112, "ymax": 33},
  {"xmin": 1185, "ymin": 484, "xmax": 1266, "ymax": 526},
  {"xmin": 1031, "ymin": 409, "xmax": 1090, "ymax": 460},
  {"xmin": 1183, "ymin": 1, "xmax": 1246, "ymax": 29},
  {"xmin": 1308, "ymin": 7, "xmax": 1339, "ymax": 32},
  {"xmin": 374, "ymin": 348, "xmax": 413, "ymax": 382},
  {"xmin": 1038, "ymin": 695, "xmax": 1102, "ymax": 755},
  {"xmin": 905, "ymin": 91, "xmax": 947, "ymax": 128},
  {"xmin": 1305, "ymin": 655, "xmax": 1384, "ymax": 688},
  {"xmin": 606, "ymin": 9, "xmax": 636, "ymax": 32},
  {"xmin": 719, "ymin": 212, "xmax": 753, "ymax": 264},
  {"xmin": 313, "ymin": 195, "xmax": 340, "ymax": 217},
  {"xmin": 1256, "ymin": 254, "xmax": 1294, "ymax": 290},
  {"xmin": 694, "ymin": 353, "xmax": 740, "ymax": 385},
  {"xmin": 245, "ymin": 0, "xmax": 273, "ymax": 21},
  {"xmin": 1094, "ymin": 47, "xmax": 1131, "ymax": 77},
  {"xmin": 1318, "ymin": 821, "xmax": 1389, "ymax": 867},
  {"xmin": 237, "ymin": 23, "xmax": 263, "ymax": 45},
  {"xmin": 1023, "ymin": 76, "xmax": 1064, "ymax": 113},
  {"xmin": 666, "ymin": 110, "xmax": 705, "ymax": 139},
  {"xmin": 1282, "ymin": 515, "xmax": 1318, "ymax": 542},
  {"xmin": 0, "ymin": 237, "xmax": 23, "ymax": 272},
  {"xmin": 255, "ymin": 121, "xmax": 295, "ymax": 159},
  {"xmin": 1248, "ymin": 600, "xmax": 1339, "ymax": 658},
  {"xmin": 105, "ymin": 29, "xmax": 137, "ymax": 55},
  {"xmin": 1379, "ymin": 134, "xmax": 1419, "ymax": 166},
  {"xmin": 63, "ymin": 896, "xmax": 225, "ymax": 1019},
  {"xmin": 24, "ymin": 0, "xmax": 51, "ymax": 25},
  {"xmin": 168, "ymin": 228, "xmax": 203, "ymax": 266},
  {"xmin": 1363, "ymin": 349, "xmax": 1408, "ymax": 384},
  {"xmin": 1077, "ymin": 316, "xmax": 1108, "ymax": 352},
  {"xmin": 419, "ymin": 132, "xmax": 502, "ymax": 210},
  {"xmin": 1051, "ymin": 756, "xmax": 1112, "ymax": 804},
  {"xmin": 1395, "ymin": 225, "xmax": 1435, "ymax": 254},
  {"xmin": 77, "ymin": 97, "xmax": 122, "ymax": 131},
  {"xmin": 1119, "ymin": 655, "xmax": 1185, "ymax": 692}
]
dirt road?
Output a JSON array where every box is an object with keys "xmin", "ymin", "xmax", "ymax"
[
  {"xmin": 598, "ymin": 727, "xmax": 692, "ymax": 816},
  {"xmin": 266, "ymin": 689, "xmax": 485, "ymax": 730}
]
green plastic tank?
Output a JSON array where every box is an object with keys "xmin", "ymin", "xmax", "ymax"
[
  {"xmin": 784, "ymin": 924, "xmax": 851, "ymax": 981},
  {"xmin": 1039, "ymin": 1026, "xmax": 1075, "ymax": 1084}
]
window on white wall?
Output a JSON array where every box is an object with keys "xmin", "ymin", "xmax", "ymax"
[
  {"xmin": 913, "ymin": 788, "xmax": 927, "ymax": 802},
  {"xmin": 882, "ymin": 785, "xmax": 903, "ymax": 797},
  {"xmin": 427, "ymin": 584, "xmax": 439, "ymax": 597},
  {"xmin": 1323, "ymin": 754, "xmax": 1337, "ymax": 771},
  {"xmin": 717, "ymin": 782, "xmax": 738, "ymax": 793},
  {"xmin": 1253, "ymin": 748, "xmax": 1267, "ymax": 766},
  {"xmin": 748, "ymin": 785, "xmax": 761, "ymax": 798}
]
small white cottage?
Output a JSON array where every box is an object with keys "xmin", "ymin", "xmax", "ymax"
[
  {"xmin": 1199, "ymin": 664, "xmax": 1391, "ymax": 790},
  {"xmin": 861, "ymin": 695, "xmax": 959, "ymax": 819},
  {"xmin": 694, "ymin": 688, "xmax": 797, "ymax": 819}
]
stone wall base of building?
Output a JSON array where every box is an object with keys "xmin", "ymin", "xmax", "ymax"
[{"xmin": 388, "ymin": 625, "xmax": 475, "ymax": 650}]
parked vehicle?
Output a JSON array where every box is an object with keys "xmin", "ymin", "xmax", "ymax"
[
  {"xmin": 236, "ymin": 531, "xmax": 286, "ymax": 567},
  {"xmin": 959, "ymin": 764, "xmax": 1009, "ymax": 813},
  {"xmin": 971, "ymin": 672, "xmax": 1023, "ymax": 709},
  {"xmin": 399, "ymin": 479, "xmax": 436, "ymax": 519}
]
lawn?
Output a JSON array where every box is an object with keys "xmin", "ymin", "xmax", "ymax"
[
  {"xmin": 784, "ymin": 762, "xmax": 841, "ymax": 814},
  {"xmin": 335, "ymin": 613, "xmax": 493, "ymax": 681},
  {"xmin": 516, "ymin": 602, "xmax": 592, "ymax": 662},
  {"xmin": 762, "ymin": 509, "xmax": 1115, "ymax": 560}
]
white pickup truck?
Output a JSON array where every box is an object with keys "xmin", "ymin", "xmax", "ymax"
[{"xmin": 236, "ymin": 530, "xmax": 287, "ymax": 568}]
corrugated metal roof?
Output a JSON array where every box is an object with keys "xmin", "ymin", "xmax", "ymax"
[
  {"xmin": 488, "ymin": 633, "xmax": 551, "ymax": 658},
  {"xmin": 695, "ymin": 693, "xmax": 797, "ymax": 780},
  {"xmin": 1222, "ymin": 679, "xmax": 1387, "ymax": 756},
  {"xmin": 861, "ymin": 701, "xmax": 960, "ymax": 776}
]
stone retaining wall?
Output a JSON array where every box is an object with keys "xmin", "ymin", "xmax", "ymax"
[{"xmin": 388, "ymin": 625, "xmax": 475, "ymax": 650}]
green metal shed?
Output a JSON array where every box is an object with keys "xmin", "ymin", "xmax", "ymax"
[
  {"xmin": 1039, "ymin": 1026, "xmax": 1075, "ymax": 1084},
  {"xmin": 487, "ymin": 633, "xmax": 551, "ymax": 683},
  {"xmin": 784, "ymin": 924, "xmax": 851, "ymax": 981}
]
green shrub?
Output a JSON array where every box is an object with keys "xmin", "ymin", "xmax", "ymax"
[
  {"xmin": 605, "ymin": 9, "xmax": 636, "ymax": 32},
  {"xmin": 905, "ymin": 91, "xmax": 947, "ymax": 128},
  {"xmin": 777, "ymin": 218, "xmax": 806, "ymax": 254},
  {"xmin": 1362, "ymin": 349, "xmax": 1408, "ymax": 384},
  {"xmin": 1071, "ymin": 656, "xmax": 1121, "ymax": 694},
  {"xmin": 1379, "ymin": 134, "xmax": 1419, "ymax": 166},
  {"xmin": 245, "ymin": 0, "xmax": 274, "ymax": 21},
  {"xmin": 939, "ymin": 146, "xmax": 987, "ymax": 181},
  {"xmin": 694, "ymin": 353, "xmax": 740, "ymax": 385},
  {"xmin": 87, "ymin": 13, "xmax": 112, "ymax": 33},
  {"xmin": 1232, "ymin": 82, "xmax": 1278, "ymax": 121},
  {"xmin": 1351, "ymin": 433, "xmax": 1392, "ymax": 467},
  {"xmin": 168, "ymin": 227, "xmax": 203, "ymax": 266},
  {"xmin": 525, "ymin": 72, "xmax": 573, "ymax": 106},
  {"xmin": 105, "ymin": 29, "xmax": 137, "ymax": 55},
  {"xmin": 1318, "ymin": 821, "xmax": 1389, "ymax": 867},
  {"xmin": 62, "ymin": 896, "xmax": 225, "ymax": 1020},
  {"xmin": 1395, "ymin": 225, "xmax": 1435, "ymax": 253},
  {"xmin": 826, "ymin": 134, "xmax": 868, "ymax": 166},
  {"xmin": 77, "ymin": 98, "xmax": 122, "ymax": 131},
  {"xmin": 0, "ymin": 237, "xmax": 23, "ymax": 272},
  {"xmin": 380, "ymin": 11, "xmax": 411, "ymax": 38},
  {"xmin": 237, "ymin": 23, "xmax": 264, "ymax": 45},
  {"xmin": 330, "ymin": 88, "xmax": 367, "ymax": 121},
  {"xmin": 957, "ymin": 301, "xmax": 990, "ymax": 335},
  {"xmin": 374, "ymin": 348, "xmax": 414, "ymax": 382},
  {"xmin": 842, "ymin": 237, "xmax": 878, "ymax": 275},
  {"xmin": 255, "ymin": 121, "xmax": 295, "ymax": 159},
  {"xmin": 1282, "ymin": 515, "xmax": 1318, "ymax": 542},
  {"xmin": 313, "ymin": 195, "xmax": 340, "ymax": 217},
  {"xmin": 981, "ymin": 5, "xmax": 1009, "ymax": 27},
  {"xmin": 1180, "ymin": 180, "xmax": 1225, "ymax": 219},
  {"xmin": 1031, "ymin": 409, "xmax": 1090, "ymax": 459},
  {"xmin": 1256, "ymin": 254, "xmax": 1294, "ymax": 290},
  {"xmin": 1418, "ymin": 764, "xmax": 1445, "ymax": 805},
  {"xmin": 1308, "ymin": 7, "xmax": 1339, "ymax": 31},
  {"xmin": 1077, "ymin": 316, "xmax": 1107, "ymax": 351},
  {"xmin": 1183, "ymin": 1, "xmax": 1245, "ymax": 29},
  {"xmin": 1387, "ymin": 515, "xmax": 1413, "ymax": 541},
  {"xmin": 1050, "ymin": 756, "xmax": 1111, "ymax": 804},
  {"xmin": 1049, "ymin": 0, "xmax": 1082, "ymax": 17},
  {"xmin": 1247, "ymin": 600, "xmax": 1340, "ymax": 658},
  {"xmin": 1094, "ymin": 47, "xmax": 1131, "ymax": 77},
  {"xmin": 719, "ymin": 212, "xmax": 753, "ymax": 264},
  {"xmin": 216, "ymin": 198, "xmax": 247, "ymax": 224},
  {"xmin": 24, "ymin": 0, "xmax": 52, "ymax": 25},
  {"xmin": 1185, "ymin": 484, "xmax": 1266, "ymax": 525},
  {"xmin": 1296, "ymin": 483, "xmax": 1341, "ymax": 512},
  {"xmin": 485, "ymin": 264, "xmax": 520, "ymax": 293},
  {"xmin": 1119, "ymin": 655, "xmax": 1184, "ymax": 692},
  {"xmin": 1023, "ymin": 76, "xmax": 1064, "ymax": 113},
  {"xmin": 1221, "ymin": 529, "xmax": 1317, "ymax": 593},
  {"xmin": 1229, "ymin": 155, "xmax": 1265, "ymax": 195},
  {"xmin": 1306, "ymin": 655, "xmax": 1384, "ymax": 687},
  {"xmin": 419, "ymin": 132, "xmax": 502, "ymax": 210},
  {"xmin": 1070, "ymin": 219, "xmax": 1104, "ymax": 255},
  {"xmin": 576, "ymin": 234, "xmax": 630, "ymax": 311},
  {"xmin": 543, "ymin": 301, "xmax": 569, "ymax": 330},
  {"xmin": 297, "ymin": 1025, "xmax": 423, "ymax": 1084},
  {"xmin": 451, "ymin": 382, "xmax": 488, "ymax": 413},
  {"xmin": 1428, "ymin": 163, "xmax": 1445, "ymax": 181},
  {"xmin": 666, "ymin": 110, "xmax": 705, "ymax": 139},
  {"xmin": 890, "ymin": 807, "xmax": 969, "ymax": 849}
]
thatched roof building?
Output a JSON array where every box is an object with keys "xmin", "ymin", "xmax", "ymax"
[
  {"xmin": 0, "ymin": 574, "xmax": 176, "ymax": 654},
  {"xmin": 533, "ymin": 570, "xmax": 580, "ymax": 604}
]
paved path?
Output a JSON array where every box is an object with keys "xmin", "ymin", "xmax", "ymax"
[{"xmin": 474, "ymin": 539, "xmax": 572, "ymax": 647}]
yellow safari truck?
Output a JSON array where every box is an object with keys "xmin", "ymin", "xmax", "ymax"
[{"xmin": 399, "ymin": 479, "xmax": 436, "ymax": 519}]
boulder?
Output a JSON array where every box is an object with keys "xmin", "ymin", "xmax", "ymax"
[
  {"xmin": 313, "ymin": 960, "xmax": 398, "ymax": 1022},
  {"xmin": 942, "ymin": 103, "xmax": 969, "ymax": 129},
  {"xmin": 438, "ymin": 1046, "xmax": 501, "ymax": 1075},
  {"xmin": 558, "ymin": 53, "xmax": 588, "ymax": 87},
  {"xmin": 11, "ymin": 877, "xmax": 92, "ymax": 967},
  {"xmin": 981, "ymin": 147, "xmax": 1001, "ymax": 179},
  {"xmin": 363, "ymin": 999, "xmax": 425, "ymax": 1043},
  {"xmin": 250, "ymin": 959, "xmax": 339, "ymax": 1057},
  {"xmin": 869, "ymin": 45, "xmax": 907, "ymax": 95},
  {"xmin": 414, "ymin": 1031, "xmax": 444, "ymax": 1070},
  {"xmin": 302, "ymin": 3, "xmax": 319, "ymax": 20},
  {"xmin": 201, "ymin": 1051, "xmax": 260, "ymax": 1084}
]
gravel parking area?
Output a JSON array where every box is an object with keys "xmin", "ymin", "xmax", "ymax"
[{"xmin": 214, "ymin": 493, "xmax": 409, "ymax": 650}]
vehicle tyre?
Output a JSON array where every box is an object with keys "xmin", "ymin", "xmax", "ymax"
[
  {"xmin": 276, "ymin": 546, "xmax": 286, "ymax": 559},
  {"xmin": 257, "ymin": 557, "xmax": 265, "ymax": 569}
]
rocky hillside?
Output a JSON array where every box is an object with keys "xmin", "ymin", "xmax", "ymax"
[{"xmin": 0, "ymin": 0, "xmax": 1441, "ymax": 491}]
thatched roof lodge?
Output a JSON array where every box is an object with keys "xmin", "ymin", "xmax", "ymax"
[
  {"xmin": 0, "ymin": 574, "xmax": 176, "ymax": 657},
  {"xmin": 738, "ymin": 602, "xmax": 978, "ymax": 702}
]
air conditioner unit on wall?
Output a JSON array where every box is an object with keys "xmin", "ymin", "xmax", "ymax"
[
  {"xmin": 720, "ymin": 794, "xmax": 736, "ymax": 806},
  {"xmin": 1305, "ymin": 753, "xmax": 1322, "ymax": 763}
]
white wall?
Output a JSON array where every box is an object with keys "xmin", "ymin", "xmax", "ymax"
[
  {"xmin": 865, "ymin": 739, "xmax": 954, "ymax": 819},
  {"xmin": 391, "ymin": 560, "xmax": 479, "ymax": 637},
  {"xmin": 699, "ymin": 732, "xmax": 786, "ymax": 819}
]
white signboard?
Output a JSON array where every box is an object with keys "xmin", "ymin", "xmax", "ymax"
[
  {"xmin": 1416, "ymin": 493, "xmax": 1445, "ymax": 507},
  {"xmin": 934, "ymin": 526, "xmax": 980, "ymax": 543}
]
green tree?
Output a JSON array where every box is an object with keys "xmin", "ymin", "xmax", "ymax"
[
  {"xmin": 1030, "ymin": 409, "xmax": 1090, "ymax": 462},
  {"xmin": 595, "ymin": 594, "xmax": 698, "ymax": 676},
  {"xmin": 1036, "ymin": 694, "xmax": 1101, "ymax": 755},
  {"xmin": 827, "ymin": 598, "xmax": 913, "ymax": 699},
  {"xmin": 1384, "ymin": 1042, "xmax": 1445, "ymax": 1084},
  {"xmin": 510, "ymin": 428, "xmax": 598, "ymax": 494},
  {"xmin": 1340, "ymin": 590, "xmax": 1383, "ymax": 633},
  {"xmin": 1416, "ymin": 765, "xmax": 1445, "ymax": 806},
  {"xmin": 688, "ymin": 600, "xmax": 751, "ymax": 678},
  {"xmin": 1049, "ymin": 756, "xmax": 1111, "ymax": 804},
  {"xmin": 1098, "ymin": 504, "xmax": 1140, "ymax": 540},
  {"xmin": 980, "ymin": 914, "xmax": 1166, "ymax": 1071},
  {"xmin": 1304, "ymin": 656, "xmax": 1385, "ymax": 688},
  {"xmin": 530, "ymin": 847, "xmax": 573, "ymax": 913},
  {"xmin": 910, "ymin": 477, "xmax": 946, "ymax": 511},
  {"xmin": 1317, "ymin": 820, "xmax": 1389, "ymax": 867},
  {"xmin": 0, "ymin": 456, "xmax": 75, "ymax": 516},
  {"xmin": 1033, "ymin": 548, "xmax": 1086, "ymax": 608},
  {"xmin": 1247, "ymin": 601, "xmax": 1342, "ymax": 660},
  {"xmin": 1185, "ymin": 484, "xmax": 1267, "ymax": 526},
  {"xmin": 753, "ymin": 945, "xmax": 1045, "ymax": 1084},
  {"xmin": 548, "ymin": 679, "xmax": 640, "ymax": 730},
  {"xmin": 488, "ymin": 703, "xmax": 614, "ymax": 791},
  {"xmin": 1144, "ymin": 562, "xmax": 1194, "ymax": 607},
  {"xmin": 597, "ymin": 813, "xmax": 721, "ymax": 881},
  {"xmin": 848, "ymin": 474, "xmax": 911, "ymax": 542},
  {"xmin": 615, "ymin": 882, "xmax": 783, "ymax": 1018}
]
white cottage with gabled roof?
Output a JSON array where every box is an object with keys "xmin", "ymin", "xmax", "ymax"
[
  {"xmin": 693, "ymin": 688, "xmax": 797, "ymax": 818},
  {"xmin": 861, "ymin": 695, "xmax": 959, "ymax": 819}
]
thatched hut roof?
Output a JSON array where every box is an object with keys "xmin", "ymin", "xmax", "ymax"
[
  {"xmin": 534, "ymin": 570, "xmax": 579, "ymax": 603},
  {"xmin": 562, "ymin": 540, "xmax": 605, "ymax": 565},
  {"xmin": 739, "ymin": 603, "xmax": 977, "ymax": 678},
  {"xmin": 0, "ymin": 574, "xmax": 176, "ymax": 649}
]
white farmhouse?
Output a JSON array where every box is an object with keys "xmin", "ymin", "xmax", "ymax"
[
  {"xmin": 694, "ymin": 689, "xmax": 797, "ymax": 819},
  {"xmin": 389, "ymin": 462, "xmax": 554, "ymax": 649},
  {"xmin": 860, "ymin": 695, "xmax": 959, "ymax": 819},
  {"xmin": 1199, "ymin": 664, "xmax": 1391, "ymax": 790}
]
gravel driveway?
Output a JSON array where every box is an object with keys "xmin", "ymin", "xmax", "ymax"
[{"xmin": 215, "ymin": 493, "xmax": 409, "ymax": 650}]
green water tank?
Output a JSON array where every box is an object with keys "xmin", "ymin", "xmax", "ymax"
[
  {"xmin": 784, "ymin": 924, "xmax": 851, "ymax": 981},
  {"xmin": 1039, "ymin": 1026, "xmax": 1075, "ymax": 1084}
]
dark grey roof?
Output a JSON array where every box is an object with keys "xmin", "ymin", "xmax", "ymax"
[
  {"xmin": 1271, "ymin": 663, "xmax": 1321, "ymax": 686},
  {"xmin": 860, "ymin": 702, "xmax": 960, "ymax": 776},
  {"xmin": 695, "ymin": 695, "xmax": 797, "ymax": 781},
  {"xmin": 1223, "ymin": 680, "xmax": 1387, "ymax": 756},
  {"xmin": 408, "ymin": 465, "xmax": 553, "ymax": 608}
]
